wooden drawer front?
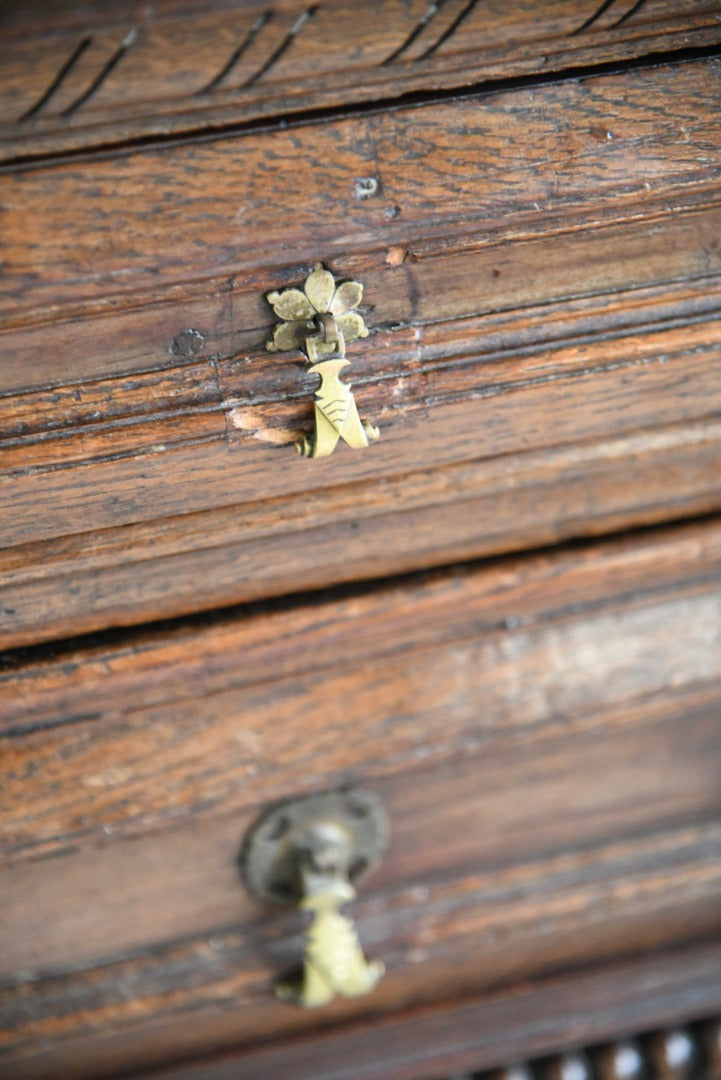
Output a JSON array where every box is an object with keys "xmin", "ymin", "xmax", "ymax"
[
  {"xmin": 2, "ymin": 518, "xmax": 720, "ymax": 1078},
  {"xmin": 3, "ymin": 58, "xmax": 721, "ymax": 649}
]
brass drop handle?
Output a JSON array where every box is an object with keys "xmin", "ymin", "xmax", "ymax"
[
  {"xmin": 242, "ymin": 789, "xmax": 388, "ymax": 1008},
  {"xmin": 265, "ymin": 264, "xmax": 380, "ymax": 458}
]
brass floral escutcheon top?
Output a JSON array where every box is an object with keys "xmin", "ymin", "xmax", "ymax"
[{"xmin": 265, "ymin": 264, "xmax": 379, "ymax": 458}]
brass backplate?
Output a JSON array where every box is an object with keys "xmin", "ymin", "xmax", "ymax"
[{"xmin": 241, "ymin": 788, "xmax": 389, "ymax": 906}]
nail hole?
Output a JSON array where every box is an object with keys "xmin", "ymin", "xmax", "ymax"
[
  {"xmin": 170, "ymin": 328, "xmax": 205, "ymax": 356},
  {"xmin": 354, "ymin": 177, "xmax": 380, "ymax": 199}
]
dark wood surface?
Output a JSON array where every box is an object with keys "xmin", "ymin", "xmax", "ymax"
[
  {"xmin": 9, "ymin": 950, "xmax": 721, "ymax": 1080},
  {"xmin": 2, "ymin": 518, "xmax": 720, "ymax": 1077},
  {"xmin": 3, "ymin": 57, "xmax": 721, "ymax": 646},
  {"xmin": 1, "ymin": 0, "xmax": 719, "ymax": 162},
  {"xmin": 2, "ymin": 4, "xmax": 721, "ymax": 1077}
]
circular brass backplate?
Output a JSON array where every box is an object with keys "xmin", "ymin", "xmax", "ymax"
[{"xmin": 241, "ymin": 788, "xmax": 389, "ymax": 906}]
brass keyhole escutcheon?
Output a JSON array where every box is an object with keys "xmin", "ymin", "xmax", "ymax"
[
  {"xmin": 241, "ymin": 788, "xmax": 388, "ymax": 1008},
  {"xmin": 265, "ymin": 264, "xmax": 380, "ymax": 458}
]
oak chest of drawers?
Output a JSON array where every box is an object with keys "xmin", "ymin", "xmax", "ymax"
[{"xmin": 1, "ymin": 2, "xmax": 721, "ymax": 1077}]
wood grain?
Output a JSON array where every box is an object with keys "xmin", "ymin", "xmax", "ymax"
[
  {"xmin": 2, "ymin": 58, "xmax": 721, "ymax": 646},
  {"xmin": 1, "ymin": 12, "xmax": 721, "ymax": 1078},
  {"xmin": 0, "ymin": 0, "xmax": 719, "ymax": 162},
  {"xmin": 1, "ymin": 519, "xmax": 720, "ymax": 1076},
  {"xmin": 107, "ymin": 954, "xmax": 721, "ymax": 1080},
  {"xmin": 3, "ymin": 926, "xmax": 721, "ymax": 1079},
  {"xmin": 184, "ymin": 992, "xmax": 719, "ymax": 1080},
  {"xmin": 4, "ymin": 60, "xmax": 721, "ymax": 317}
]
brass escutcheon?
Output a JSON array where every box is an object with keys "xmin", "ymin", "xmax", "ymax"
[
  {"xmin": 265, "ymin": 264, "xmax": 379, "ymax": 458},
  {"xmin": 241, "ymin": 788, "xmax": 388, "ymax": 1008}
]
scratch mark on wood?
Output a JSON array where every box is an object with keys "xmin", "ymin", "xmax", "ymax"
[{"xmin": 229, "ymin": 406, "xmax": 300, "ymax": 445}]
